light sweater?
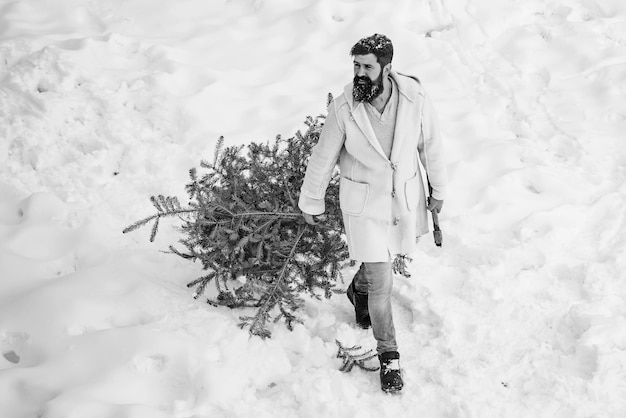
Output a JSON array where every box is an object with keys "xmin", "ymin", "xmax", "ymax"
[{"xmin": 363, "ymin": 77, "xmax": 399, "ymax": 159}]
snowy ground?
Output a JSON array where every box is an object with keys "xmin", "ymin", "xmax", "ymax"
[{"xmin": 1, "ymin": 0, "xmax": 626, "ymax": 417}]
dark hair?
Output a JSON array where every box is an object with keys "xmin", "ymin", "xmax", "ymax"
[{"xmin": 350, "ymin": 33, "xmax": 394, "ymax": 68}]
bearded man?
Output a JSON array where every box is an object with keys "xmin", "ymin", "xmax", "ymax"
[{"xmin": 298, "ymin": 33, "xmax": 447, "ymax": 393}]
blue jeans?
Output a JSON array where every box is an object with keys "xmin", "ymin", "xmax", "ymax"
[{"xmin": 352, "ymin": 262, "xmax": 397, "ymax": 354}]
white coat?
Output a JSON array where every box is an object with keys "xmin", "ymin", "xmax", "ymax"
[{"xmin": 298, "ymin": 71, "xmax": 447, "ymax": 262}]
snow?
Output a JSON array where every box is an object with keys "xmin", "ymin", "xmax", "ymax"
[{"xmin": 1, "ymin": 0, "xmax": 625, "ymax": 416}]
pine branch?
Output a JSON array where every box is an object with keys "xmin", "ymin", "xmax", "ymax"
[
  {"xmin": 122, "ymin": 206, "xmax": 198, "ymax": 241},
  {"xmin": 392, "ymin": 254, "xmax": 413, "ymax": 278},
  {"xmin": 241, "ymin": 227, "xmax": 306, "ymax": 338},
  {"xmin": 187, "ymin": 273, "xmax": 216, "ymax": 299},
  {"xmin": 335, "ymin": 340, "xmax": 379, "ymax": 373}
]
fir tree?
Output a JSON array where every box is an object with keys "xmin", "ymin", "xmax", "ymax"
[{"xmin": 124, "ymin": 99, "xmax": 351, "ymax": 338}]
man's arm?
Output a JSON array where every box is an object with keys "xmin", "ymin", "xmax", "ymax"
[
  {"xmin": 298, "ymin": 100, "xmax": 346, "ymax": 217},
  {"xmin": 418, "ymin": 93, "xmax": 447, "ymax": 211}
]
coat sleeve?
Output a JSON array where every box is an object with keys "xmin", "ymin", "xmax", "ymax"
[
  {"xmin": 298, "ymin": 100, "xmax": 346, "ymax": 215},
  {"xmin": 418, "ymin": 92, "xmax": 447, "ymax": 200}
]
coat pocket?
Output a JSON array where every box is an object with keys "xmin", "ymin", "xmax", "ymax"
[
  {"xmin": 404, "ymin": 173, "xmax": 421, "ymax": 212},
  {"xmin": 340, "ymin": 177, "xmax": 369, "ymax": 216}
]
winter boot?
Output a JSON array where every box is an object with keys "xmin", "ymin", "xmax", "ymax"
[
  {"xmin": 379, "ymin": 351, "xmax": 403, "ymax": 393},
  {"xmin": 346, "ymin": 279, "xmax": 371, "ymax": 329}
]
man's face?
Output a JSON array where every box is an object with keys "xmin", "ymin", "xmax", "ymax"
[{"xmin": 352, "ymin": 54, "xmax": 384, "ymax": 103}]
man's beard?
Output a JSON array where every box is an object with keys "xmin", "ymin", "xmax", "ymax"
[{"xmin": 352, "ymin": 72, "xmax": 384, "ymax": 103}]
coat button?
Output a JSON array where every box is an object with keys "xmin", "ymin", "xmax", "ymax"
[
  {"xmin": 391, "ymin": 190, "xmax": 396, "ymax": 198},
  {"xmin": 390, "ymin": 163, "xmax": 397, "ymax": 170},
  {"xmin": 393, "ymin": 217, "xmax": 400, "ymax": 225}
]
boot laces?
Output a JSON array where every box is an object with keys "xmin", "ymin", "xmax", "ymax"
[{"xmin": 383, "ymin": 359, "xmax": 400, "ymax": 373}]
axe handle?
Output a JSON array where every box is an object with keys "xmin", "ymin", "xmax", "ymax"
[
  {"xmin": 431, "ymin": 210, "xmax": 442, "ymax": 247},
  {"xmin": 432, "ymin": 210, "xmax": 440, "ymax": 231},
  {"xmin": 427, "ymin": 180, "xmax": 443, "ymax": 247}
]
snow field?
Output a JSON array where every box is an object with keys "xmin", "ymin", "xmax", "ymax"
[{"xmin": 1, "ymin": 0, "xmax": 625, "ymax": 416}]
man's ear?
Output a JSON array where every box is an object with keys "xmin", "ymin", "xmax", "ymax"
[{"xmin": 384, "ymin": 63, "xmax": 392, "ymax": 75}]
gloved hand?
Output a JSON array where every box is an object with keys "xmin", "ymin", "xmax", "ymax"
[
  {"xmin": 302, "ymin": 212, "xmax": 327, "ymax": 225},
  {"xmin": 427, "ymin": 197, "xmax": 444, "ymax": 213}
]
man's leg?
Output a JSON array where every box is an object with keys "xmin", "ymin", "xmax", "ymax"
[
  {"xmin": 360, "ymin": 262, "xmax": 397, "ymax": 354},
  {"xmin": 347, "ymin": 263, "xmax": 371, "ymax": 328},
  {"xmin": 360, "ymin": 262, "xmax": 403, "ymax": 392}
]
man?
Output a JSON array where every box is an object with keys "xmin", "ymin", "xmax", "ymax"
[{"xmin": 298, "ymin": 34, "xmax": 447, "ymax": 393}]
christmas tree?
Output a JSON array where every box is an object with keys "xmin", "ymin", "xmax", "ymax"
[{"xmin": 124, "ymin": 98, "xmax": 351, "ymax": 338}]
